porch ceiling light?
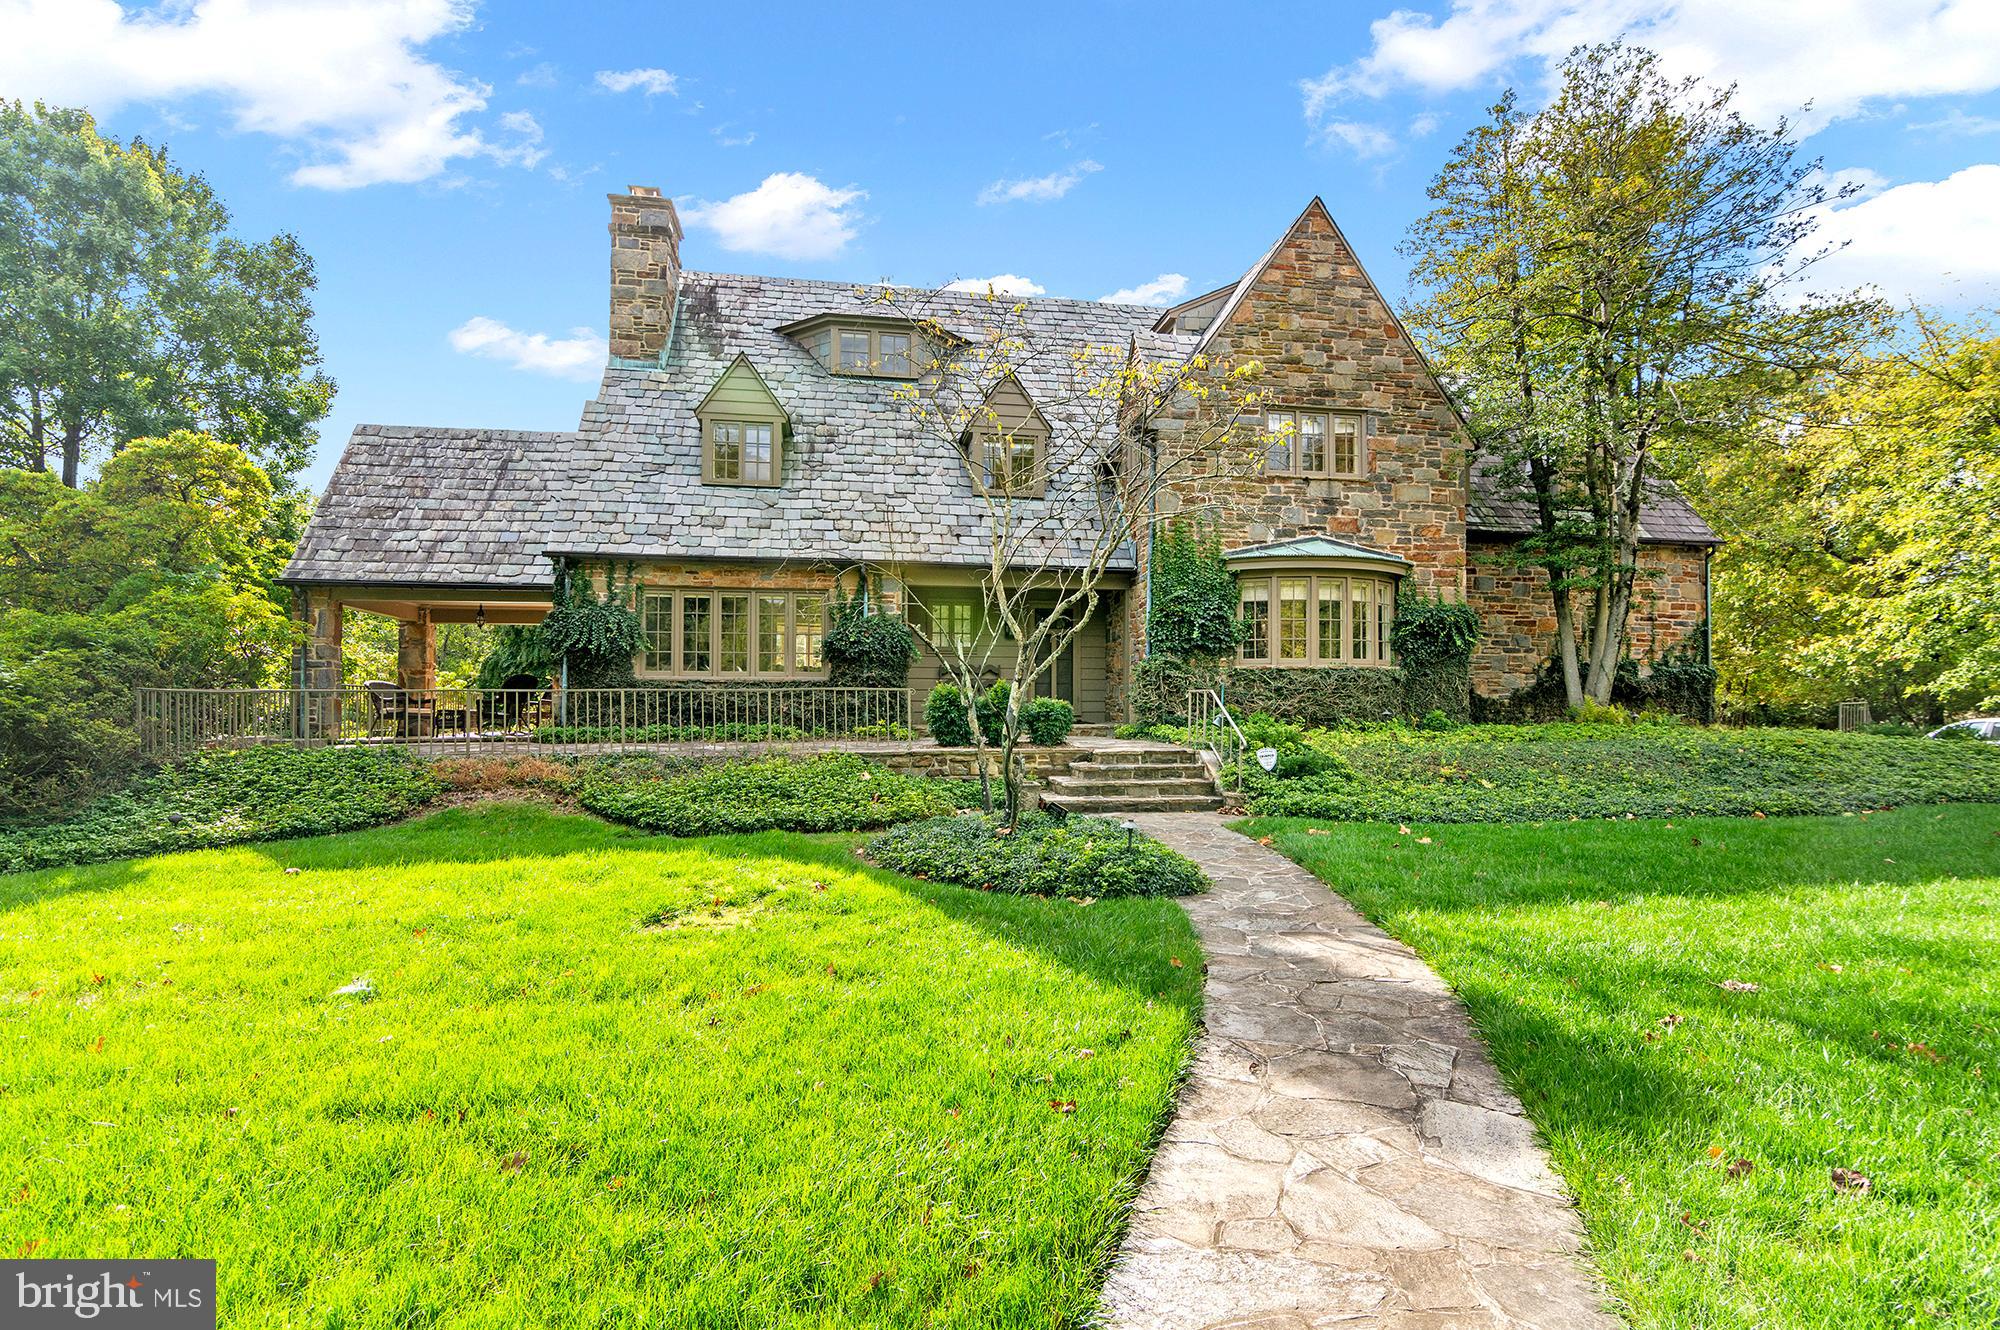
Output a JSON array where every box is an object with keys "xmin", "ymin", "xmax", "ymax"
[{"xmin": 475, "ymin": 604, "xmax": 486, "ymax": 627}]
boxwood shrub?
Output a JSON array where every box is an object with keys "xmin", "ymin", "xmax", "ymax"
[
  {"xmin": 1241, "ymin": 723, "xmax": 2000, "ymax": 823},
  {"xmin": 1019, "ymin": 697, "xmax": 1075, "ymax": 745},
  {"xmin": 575, "ymin": 752, "xmax": 959, "ymax": 836},
  {"xmin": 0, "ymin": 746, "xmax": 443, "ymax": 874},
  {"xmin": 868, "ymin": 812, "xmax": 1207, "ymax": 898}
]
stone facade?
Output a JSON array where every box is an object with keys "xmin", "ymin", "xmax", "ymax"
[
  {"xmin": 608, "ymin": 186, "xmax": 682, "ymax": 364},
  {"xmin": 1130, "ymin": 202, "xmax": 1470, "ymax": 685},
  {"xmin": 1467, "ymin": 537, "xmax": 1711, "ymax": 696}
]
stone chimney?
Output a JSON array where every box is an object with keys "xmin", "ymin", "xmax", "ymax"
[{"xmin": 608, "ymin": 185, "xmax": 682, "ymax": 363}]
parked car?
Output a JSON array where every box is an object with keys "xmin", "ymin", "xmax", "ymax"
[{"xmin": 1926, "ymin": 717, "xmax": 2000, "ymax": 742}]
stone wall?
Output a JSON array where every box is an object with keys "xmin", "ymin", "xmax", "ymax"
[
  {"xmin": 880, "ymin": 745, "xmax": 1082, "ymax": 783},
  {"xmin": 1467, "ymin": 537, "xmax": 1710, "ymax": 696}
]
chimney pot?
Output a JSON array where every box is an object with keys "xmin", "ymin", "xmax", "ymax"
[{"xmin": 627, "ymin": 184, "xmax": 662, "ymax": 198}]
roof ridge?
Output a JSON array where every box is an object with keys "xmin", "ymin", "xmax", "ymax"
[{"xmin": 679, "ymin": 270, "xmax": 1190, "ymax": 321}]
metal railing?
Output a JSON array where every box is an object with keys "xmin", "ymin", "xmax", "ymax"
[
  {"xmin": 1187, "ymin": 687, "xmax": 1250, "ymax": 792},
  {"xmin": 134, "ymin": 686, "xmax": 916, "ymax": 760}
]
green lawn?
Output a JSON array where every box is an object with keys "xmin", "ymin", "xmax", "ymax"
[
  {"xmin": 1247, "ymin": 805, "xmax": 2000, "ymax": 1329},
  {"xmin": 1, "ymin": 803, "xmax": 1203, "ymax": 1328}
]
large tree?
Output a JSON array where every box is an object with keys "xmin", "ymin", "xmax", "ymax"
[
  {"xmin": 0, "ymin": 101, "xmax": 334, "ymax": 486},
  {"xmin": 1402, "ymin": 44, "xmax": 1886, "ymax": 706},
  {"xmin": 1682, "ymin": 316, "xmax": 2000, "ymax": 719}
]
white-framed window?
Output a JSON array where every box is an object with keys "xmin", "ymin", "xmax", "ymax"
[
  {"xmin": 1265, "ymin": 409, "xmax": 1366, "ymax": 479},
  {"xmin": 706, "ymin": 418, "xmax": 778, "ymax": 486},
  {"xmin": 1236, "ymin": 572, "xmax": 1396, "ymax": 666},
  {"xmin": 639, "ymin": 590, "xmax": 828, "ymax": 679}
]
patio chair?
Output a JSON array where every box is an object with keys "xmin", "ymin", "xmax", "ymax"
[{"xmin": 363, "ymin": 680, "xmax": 431, "ymax": 739}]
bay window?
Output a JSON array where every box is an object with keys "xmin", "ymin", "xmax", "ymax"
[{"xmin": 1236, "ymin": 572, "xmax": 1395, "ymax": 666}]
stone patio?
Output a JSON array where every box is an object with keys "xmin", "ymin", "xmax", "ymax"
[{"xmin": 1097, "ymin": 814, "xmax": 1621, "ymax": 1330}]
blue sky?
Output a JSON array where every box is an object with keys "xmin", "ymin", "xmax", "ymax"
[{"xmin": 6, "ymin": 0, "xmax": 2000, "ymax": 492}]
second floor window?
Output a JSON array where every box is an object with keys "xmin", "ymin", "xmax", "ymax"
[
  {"xmin": 1266, "ymin": 410, "xmax": 1364, "ymax": 479},
  {"xmin": 976, "ymin": 430, "xmax": 1042, "ymax": 496},
  {"xmin": 708, "ymin": 419, "xmax": 776, "ymax": 485},
  {"xmin": 838, "ymin": 330, "xmax": 872, "ymax": 373}
]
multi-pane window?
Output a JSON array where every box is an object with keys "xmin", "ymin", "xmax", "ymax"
[
  {"xmin": 1239, "ymin": 581, "xmax": 1271, "ymax": 662},
  {"xmin": 1265, "ymin": 410, "xmax": 1365, "ymax": 478},
  {"xmin": 1236, "ymin": 573, "xmax": 1396, "ymax": 666},
  {"xmin": 924, "ymin": 597, "xmax": 980, "ymax": 655},
  {"xmin": 878, "ymin": 332, "xmax": 912, "ymax": 377},
  {"xmin": 1277, "ymin": 577, "xmax": 1309, "ymax": 661},
  {"xmin": 707, "ymin": 420, "xmax": 776, "ymax": 485},
  {"xmin": 977, "ymin": 431, "xmax": 1041, "ymax": 495},
  {"xmin": 810, "ymin": 325, "xmax": 920, "ymax": 377},
  {"xmin": 640, "ymin": 590, "xmax": 829, "ymax": 678}
]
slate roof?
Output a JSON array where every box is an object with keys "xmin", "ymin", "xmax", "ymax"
[
  {"xmin": 1465, "ymin": 455, "xmax": 1720, "ymax": 546},
  {"xmin": 287, "ymin": 265, "xmax": 1720, "ymax": 591},
  {"xmin": 285, "ymin": 272, "xmax": 1187, "ymax": 589}
]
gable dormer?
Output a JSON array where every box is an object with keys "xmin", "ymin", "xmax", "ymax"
[
  {"xmin": 962, "ymin": 376, "xmax": 1050, "ymax": 498},
  {"xmin": 695, "ymin": 354, "xmax": 788, "ymax": 488}
]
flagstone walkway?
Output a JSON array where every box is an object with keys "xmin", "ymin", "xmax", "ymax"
[{"xmin": 1097, "ymin": 814, "xmax": 1620, "ymax": 1330}]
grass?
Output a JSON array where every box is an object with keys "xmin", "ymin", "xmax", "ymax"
[
  {"xmin": 1, "ymin": 803, "xmax": 1204, "ymax": 1328},
  {"xmin": 1246, "ymin": 804, "xmax": 2000, "ymax": 1329}
]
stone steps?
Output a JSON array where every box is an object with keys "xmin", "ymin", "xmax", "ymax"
[{"xmin": 1040, "ymin": 745, "xmax": 1222, "ymax": 816}]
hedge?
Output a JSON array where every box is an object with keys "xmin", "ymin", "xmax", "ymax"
[
  {"xmin": 868, "ymin": 811, "xmax": 1207, "ymax": 898},
  {"xmin": 575, "ymin": 752, "xmax": 961, "ymax": 836},
  {"xmin": 1239, "ymin": 724, "xmax": 2000, "ymax": 823},
  {"xmin": 0, "ymin": 746, "xmax": 443, "ymax": 874}
]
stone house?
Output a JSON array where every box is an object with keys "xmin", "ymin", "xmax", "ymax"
[{"xmin": 284, "ymin": 189, "xmax": 1717, "ymax": 724}]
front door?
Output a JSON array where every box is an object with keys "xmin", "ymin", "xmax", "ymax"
[{"xmin": 1032, "ymin": 609, "xmax": 1077, "ymax": 705}]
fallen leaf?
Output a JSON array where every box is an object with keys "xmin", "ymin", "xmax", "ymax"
[
  {"xmin": 962, "ymin": 1260, "xmax": 982, "ymax": 1278},
  {"xmin": 1257, "ymin": 835, "xmax": 1273, "ymax": 846},
  {"xmin": 1660, "ymin": 1014, "xmax": 1686, "ymax": 1030},
  {"xmin": 17, "ymin": 1240, "xmax": 41, "ymax": 1257},
  {"xmin": 1830, "ymin": 1167, "xmax": 1871, "ymax": 1195},
  {"xmin": 90, "ymin": 973, "xmax": 104, "ymax": 987},
  {"xmin": 89, "ymin": 1035, "xmax": 103, "ymax": 1053},
  {"xmin": 1169, "ymin": 957, "xmax": 1184, "ymax": 968},
  {"xmin": 411, "ymin": 928, "xmax": 427, "ymax": 939},
  {"xmin": 1049, "ymin": 1099, "xmax": 1077, "ymax": 1114},
  {"xmin": 501, "ymin": 1151, "xmax": 528, "ymax": 1173},
  {"xmin": 1906, "ymin": 1042, "xmax": 1943, "ymax": 1063},
  {"xmin": 1717, "ymin": 980, "xmax": 1761, "ymax": 993},
  {"xmin": 1416, "ymin": 836, "xmax": 1434, "ymax": 845},
  {"xmin": 13, "ymin": 1185, "xmax": 27, "ymax": 1204},
  {"xmin": 606, "ymin": 1176, "xmax": 625, "ymax": 1190},
  {"xmin": 284, "ymin": 867, "xmax": 301, "ymax": 875},
  {"xmin": 743, "ymin": 984, "xmax": 766, "ymax": 997},
  {"xmin": 1706, "ymin": 1145, "xmax": 1724, "ymax": 1159},
  {"xmin": 1727, "ymin": 1158, "xmax": 1754, "ymax": 1179},
  {"xmin": 1398, "ymin": 825, "xmax": 1412, "ymax": 835},
  {"xmin": 1076, "ymin": 1048, "xmax": 1095, "ymax": 1059},
  {"xmin": 1305, "ymin": 827, "xmax": 1329, "ymax": 835}
]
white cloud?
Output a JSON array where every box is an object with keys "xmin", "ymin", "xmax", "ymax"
[
  {"xmin": 944, "ymin": 274, "xmax": 1047, "ymax": 296},
  {"xmin": 594, "ymin": 67, "xmax": 677, "ymax": 96},
  {"xmin": 1100, "ymin": 274, "xmax": 1190, "ymax": 306},
  {"xmin": 1302, "ymin": 0, "xmax": 2000, "ymax": 152},
  {"xmin": 1409, "ymin": 111, "xmax": 1442, "ymax": 137},
  {"xmin": 1908, "ymin": 108, "xmax": 2000, "ymax": 135},
  {"xmin": 490, "ymin": 110, "xmax": 548, "ymax": 168},
  {"xmin": 680, "ymin": 173, "xmax": 867, "ymax": 261},
  {"xmin": 1795, "ymin": 163, "xmax": 2000, "ymax": 306},
  {"xmin": 1318, "ymin": 120, "xmax": 1398, "ymax": 157},
  {"xmin": 447, "ymin": 317, "xmax": 606, "ymax": 381},
  {"xmin": 711, "ymin": 122, "xmax": 756, "ymax": 148},
  {"xmin": 977, "ymin": 159, "xmax": 1102, "ymax": 205},
  {"xmin": 516, "ymin": 61, "xmax": 559, "ymax": 89},
  {"xmin": 0, "ymin": 0, "xmax": 544, "ymax": 190}
]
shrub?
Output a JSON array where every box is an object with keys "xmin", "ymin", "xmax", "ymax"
[
  {"xmin": 976, "ymin": 680, "xmax": 1011, "ymax": 745},
  {"xmin": 1132, "ymin": 655, "xmax": 1219, "ymax": 726},
  {"xmin": 574, "ymin": 753, "xmax": 956, "ymax": 836},
  {"xmin": 1417, "ymin": 708, "xmax": 1456, "ymax": 732},
  {"xmin": 533, "ymin": 722, "xmax": 805, "ymax": 744},
  {"xmin": 1240, "ymin": 723, "xmax": 2000, "ymax": 823},
  {"xmin": 868, "ymin": 812, "xmax": 1207, "ymax": 898},
  {"xmin": 429, "ymin": 756, "xmax": 572, "ymax": 792},
  {"xmin": 1019, "ymin": 697, "xmax": 1075, "ymax": 745},
  {"xmin": 1220, "ymin": 666, "xmax": 1405, "ymax": 728},
  {"xmin": 541, "ymin": 570, "xmax": 642, "ymax": 687},
  {"xmin": 0, "ymin": 746, "xmax": 442, "ymax": 874},
  {"xmin": 1569, "ymin": 699, "xmax": 1634, "ymax": 724},
  {"xmin": 824, "ymin": 591, "xmax": 919, "ymax": 687},
  {"xmin": 924, "ymin": 682, "xmax": 974, "ymax": 747}
]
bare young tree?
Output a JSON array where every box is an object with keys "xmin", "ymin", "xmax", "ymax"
[{"xmin": 860, "ymin": 282, "xmax": 1267, "ymax": 824}]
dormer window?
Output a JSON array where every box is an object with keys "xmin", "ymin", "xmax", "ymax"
[
  {"xmin": 1265, "ymin": 409, "xmax": 1365, "ymax": 479},
  {"xmin": 976, "ymin": 429, "xmax": 1042, "ymax": 496},
  {"xmin": 708, "ymin": 420, "xmax": 775, "ymax": 484},
  {"xmin": 695, "ymin": 354, "xmax": 787, "ymax": 489},
  {"xmin": 778, "ymin": 314, "xmax": 928, "ymax": 379}
]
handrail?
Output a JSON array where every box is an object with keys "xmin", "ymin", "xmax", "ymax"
[{"xmin": 1186, "ymin": 687, "xmax": 1249, "ymax": 794}]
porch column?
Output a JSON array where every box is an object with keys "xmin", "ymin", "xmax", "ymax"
[
  {"xmin": 292, "ymin": 588, "xmax": 343, "ymax": 737},
  {"xmin": 396, "ymin": 608, "xmax": 436, "ymax": 691}
]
